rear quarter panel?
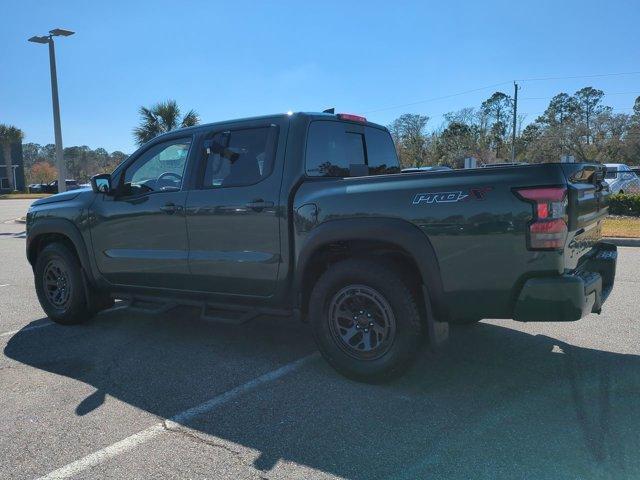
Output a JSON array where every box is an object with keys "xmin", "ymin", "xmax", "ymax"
[{"xmin": 294, "ymin": 164, "xmax": 570, "ymax": 320}]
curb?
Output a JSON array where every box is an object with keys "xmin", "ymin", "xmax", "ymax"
[{"xmin": 603, "ymin": 237, "xmax": 640, "ymax": 247}]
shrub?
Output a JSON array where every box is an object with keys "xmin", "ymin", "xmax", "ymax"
[{"xmin": 608, "ymin": 193, "xmax": 640, "ymax": 217}]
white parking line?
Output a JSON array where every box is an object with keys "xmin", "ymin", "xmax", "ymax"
[
  {"xmin": 0, "ymin": 321, "xmax": 54, "ymax": 338},
  {"xmin": 36, "ymin": 352, "xmax": 319, "ymax": 480},
  {"xmin": 0, "ymin": 284, "xmax": 10, "ymax": 287}
]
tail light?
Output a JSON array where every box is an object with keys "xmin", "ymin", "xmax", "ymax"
[{"xmin": 515, "ymin": 187, "xmax": 568, "ymax": 250}]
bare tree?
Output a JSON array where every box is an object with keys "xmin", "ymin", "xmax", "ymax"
[
  {"xmin": 388, "ymin": 114, "xmax": 430, "ymax": 167},
  {"xmin": 573, "ymin": 87, "xmax": 610, "ymax": 145}
]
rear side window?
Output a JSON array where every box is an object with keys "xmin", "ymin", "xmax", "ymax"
[
  {"xmin": 306, "ymin": 121, "xmax": 399, "ymax": 177},
  {"xmin": 306, "ymin": 122, "xmax": 363, "ymax": 177},
  {"xmin": 365, "ymin": 126, "xmax": 401, "ymax": 175},
  {"xmin": 200, "ymin": 126, "xmax": 278, "ymax": 188}
]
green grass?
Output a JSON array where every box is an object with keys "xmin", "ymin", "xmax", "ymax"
[{"xmin": 603, "ymin": 216, "xmax": 640, "ymax": 238}]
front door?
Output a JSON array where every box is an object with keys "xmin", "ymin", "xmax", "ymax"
[
  {"xmin": 185, "ymin": 124, "xmax": 283, "ymax": 297},
  {"xmin": 90, "ymin": 137, "xmax": 193, "ymax": 289}
]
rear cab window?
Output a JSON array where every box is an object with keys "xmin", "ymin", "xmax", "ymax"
[{"xmin": 305, "ymin": 121, "xmax": 400, "ymax": 177}]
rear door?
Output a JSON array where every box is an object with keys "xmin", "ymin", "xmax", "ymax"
[{"xmin": 184, "ymin": 121, "xmax": 285, "ymax": 297}]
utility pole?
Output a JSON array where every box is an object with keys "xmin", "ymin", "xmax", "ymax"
[
  {"xmin": 511, "ymin": 82, "xmax": 518, "ymax": 162},
  {"xmin": 29, "ymin": 28, "xmax": 74, "ymax": 193}
]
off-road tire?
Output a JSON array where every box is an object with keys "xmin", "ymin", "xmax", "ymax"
[
  {"xmin": 34, "ymin": 243, "xmax": 95, "ymax": 325},
  {"xmin": 309, "ymin": 258, "xmax": 424, "ymax": 383}
]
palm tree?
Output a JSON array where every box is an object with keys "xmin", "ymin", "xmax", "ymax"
[
  {"xmin": 133, "ymin": 100, "xmax": 200, "ymax": 146},
  {"xmin": 0, "ymin": 124, "xmax": 24, "ymax": 190}
]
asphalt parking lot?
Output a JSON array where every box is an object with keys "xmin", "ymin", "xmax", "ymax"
[{"xmin": 1, "ymin": 198, "xmax": 640, "ymax": 480}]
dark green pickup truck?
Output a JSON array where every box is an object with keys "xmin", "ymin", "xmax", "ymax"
[{"xmin": 26, "ymin": 112, "xmax": 617, "ymax": 381}]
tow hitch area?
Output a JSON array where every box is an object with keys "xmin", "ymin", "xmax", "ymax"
[{"xmin": 513, "ymin": 242, "xmax": 617, "ymax": 322}]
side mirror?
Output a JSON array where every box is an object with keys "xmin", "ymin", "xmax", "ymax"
[{"xmin": 91, "ymin": 173, "xmax": 113, "ymax": 194}]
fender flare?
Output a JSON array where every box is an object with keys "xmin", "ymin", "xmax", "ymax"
[
  {"xmin": 26, "ymin": 218, "xmax": 97, "ymax": 285},
  {"xmin": 295, "ymin": 217, "xmax": 447, "ymax": 320}
]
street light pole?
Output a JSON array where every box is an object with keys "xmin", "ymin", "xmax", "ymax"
[
  {"xmin": 47, "ymin": 37, "xmax": 67, "ymax": 192},
  {"xmin": 29, "ymin": 28, "xmax": 74, "ymax": 193}
]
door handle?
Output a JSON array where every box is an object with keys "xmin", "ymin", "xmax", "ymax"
[
  {"xmin": 246, "ymin": 199, "xmax": 274, "ymax": 212},
  {"xmin": 160, "ymin": 203, "xmax": 179, "ymax": 214}
]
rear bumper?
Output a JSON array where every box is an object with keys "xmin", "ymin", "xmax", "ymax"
[{"xmin": 513, "ymin": 242, "xmax": 617, "ymax": 322}]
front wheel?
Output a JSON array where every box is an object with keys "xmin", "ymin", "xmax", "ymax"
[
  {"xmin": 34, "ymin": 243, "xmax": 95, "ymax": 325},
  {"xmin": 309, "ymin": 259, "xmax": 424, "ymax": 383}
]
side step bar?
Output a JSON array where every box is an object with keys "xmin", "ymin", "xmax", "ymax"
[
  {"xmin": 120, "ymin": 297, "xmax": 178, "ymax": 315},
  {"xmin": 111, "ymin": 294, "xmax": 293, "ymax": 325},
  {"xmin": 200, "ymin": 304, "xmax": 259, "ymax": 325}
]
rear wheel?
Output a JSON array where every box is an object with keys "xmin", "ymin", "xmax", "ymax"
[
  {"xmin": 34, "ymin": 243, "xmax": 96, "ymax": 325},
  {"xmin": 309, "ymin": 259, "xmax": 424, "ymax": 383}
]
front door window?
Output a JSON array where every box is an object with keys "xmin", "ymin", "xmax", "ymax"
[{"xmin": 123, "ymin": 139, "xmax": 191, "ymax": 196}]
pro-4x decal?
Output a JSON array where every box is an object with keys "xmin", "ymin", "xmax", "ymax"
[{"xmin": 412, "ymin": 187, "xmax": 492, "ymax": 205}]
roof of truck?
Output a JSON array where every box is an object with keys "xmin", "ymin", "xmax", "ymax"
[{"xmin": 152, "ymin": 111, "xmax": 387, "ymax": 140}]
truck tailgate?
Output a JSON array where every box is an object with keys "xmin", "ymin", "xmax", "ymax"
[{"xmin": 561, "ymin": 163, "xmax": 609, "ymax": 270}]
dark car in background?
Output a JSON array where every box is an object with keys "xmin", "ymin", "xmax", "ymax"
[{"xmin": 29, "ymin": 179, "xmax": 80, "ymax": 194}]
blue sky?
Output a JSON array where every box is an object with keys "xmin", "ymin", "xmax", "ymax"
[{"xmin": 2, "ymin": 0, "xmax": 639, "ymax": 153}]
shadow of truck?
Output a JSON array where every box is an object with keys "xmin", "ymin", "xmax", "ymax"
[{"xmin": 5, "ymin": 309, "xmax": 640, "ymax": 479}]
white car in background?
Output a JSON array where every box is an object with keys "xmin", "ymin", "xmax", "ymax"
[{"xmin": 604, "ymin": 163, "xmax": 640, "ymax": 194}]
